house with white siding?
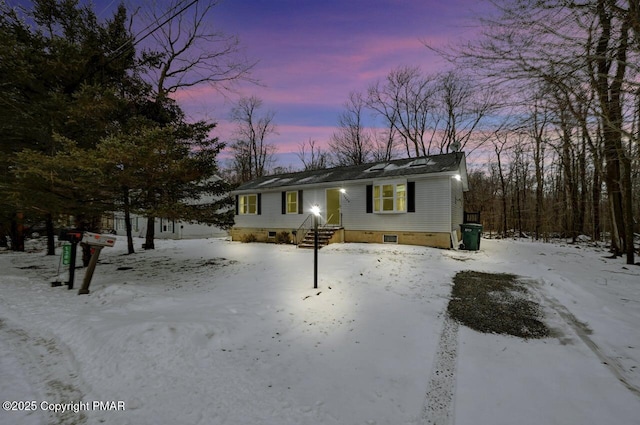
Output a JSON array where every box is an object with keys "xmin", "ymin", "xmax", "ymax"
[
  {"xmin": 110, "ymin": 213, "xmax": 228, "ymax": 240},
  {"xmin": 230, "ymin": 152, "xmax": 469, "ymax": 249},
  {"xmin": 109, "ymin": 175, "xmax": 230, "ymax": 240}
]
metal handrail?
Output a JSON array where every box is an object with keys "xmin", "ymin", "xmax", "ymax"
[
  {"xmin": 322, "ymin": 213, "xmax": 335, "ymax": 229},
  {"xmin": 294, "ymin": 214, "xmax": 314, "ymax": 245},
  {"xmin": 295, "ymin": 213, "xmax": 343, "ymax": 245}
]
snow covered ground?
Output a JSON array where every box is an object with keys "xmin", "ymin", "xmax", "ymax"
[{"xmin": 0, "ymin": 236, "xmax": 639, "ymax": 425}]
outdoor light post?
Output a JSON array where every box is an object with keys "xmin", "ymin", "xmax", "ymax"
[{"xmin": 311, "ymin": 205, "xmax": 321, "ymax": 289}]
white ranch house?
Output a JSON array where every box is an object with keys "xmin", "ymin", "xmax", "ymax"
[
  {"xmin": 107, "ymin": 176, "xmax": 229, "ymax": 240},
  {"xmin": 109, "ymin": 213, "xmax": 228, "ymax": 240},
  {"xmin": 231, "ymin": 152, "xmax": 470, "ymax": 249}
]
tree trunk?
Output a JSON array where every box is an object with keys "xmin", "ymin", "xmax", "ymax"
[
  {"xmin": 593, "ymin": 1, "xmax": 629, "ymax": 255},
  {"xmin": 496, "ymin": 150, "xmax": 508, "ymax": 237},
  {"xmin": 10, "ymin": 212, "xmax": 25, "ymax": 252},
  {"xmin": 534, "ymin": 138, "xmax": 544, "ymax": 241},
  {"xmin": 123, "ymin": 187, "xmax": 135, "ymax": 255},
  {"xmin": 145, "ymin": 216, "xmax": 155, "ymax": 250},
  {"xmin": 621, "ymin": 154, "xmax": 635, "ymax": 264},
  {"xmin": 577, "ymin": 134, "xmax": 587, "ymax": 238},
  {"xmin": 592, "ymin": 163, "xmax": 602, "ymax": 242},
  {"xmin": 45, "ymin": 213, "xmax": 55, "ymax": 256}
]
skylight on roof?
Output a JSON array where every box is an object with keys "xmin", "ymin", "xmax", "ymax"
[
  {"xmin": 409, "ymin": 158, "xmax": 435, "ymax": 167},
  {"xmin": 257, "ymin": 178, "xmax": 279, "ymax": 186},
  {"xmin": 366, "ymin": 163, "xmax": 388, "ymax": 172}
]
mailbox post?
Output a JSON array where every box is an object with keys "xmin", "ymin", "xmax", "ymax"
[
  {"xmin": 57, "ymin": 230, "xmax": 83, "ymax": 289},
  {"xmin": 77, "ymin": 232, "xmax": 116, "ymax": 295}
]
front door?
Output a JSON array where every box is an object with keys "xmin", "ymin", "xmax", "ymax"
[{"xmin": 326, "ymin": 189, "xmax": 341, "ymax": 226}]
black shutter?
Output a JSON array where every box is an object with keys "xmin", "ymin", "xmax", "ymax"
[
  {"xmin": 281, "ymin": 192, "xmax": 286, "ymax": 214},
  {"xmin": 408, "ymin": 182, "xmax": 415, "ymax": 213},
  {"xmin": 235, "ymin": 195, "xmax": 239, "ymax": 215},
  {"xmin": 257, "ymin": 193, "xmax": 262, "ymax": 215},
  {"xmin": 298, "ymin": 190, "xmax": 303, "ymax": 214},
  {"xmin": 366, "ymin": 185, "xmax": 373, "ymax": 213}
]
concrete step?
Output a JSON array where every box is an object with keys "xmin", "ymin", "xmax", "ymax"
[{"xmin": 297, "ymin": 227, "xmax": 340, "ymax": 249}]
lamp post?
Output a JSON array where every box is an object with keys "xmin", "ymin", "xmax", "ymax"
[{"xmin": 310, "ymin": 205, "xmax": 321, "ymax": 289}]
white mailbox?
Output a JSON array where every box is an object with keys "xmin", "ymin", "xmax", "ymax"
[{"xmin": 81, "ymin": 232, "xmax": 116, "ymax": 247}]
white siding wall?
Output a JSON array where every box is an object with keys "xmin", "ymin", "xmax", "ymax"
[
  {"xmin": 451, "ymin": 178, "xmax": 464, "ymax": 231},
  {"xmin": 234, "ymin": 188, "xmax": 325, "ymax": 231},
  {"xmin": 341, "ymin": 176, "xmax": 451, "ymax": 233},
  {"xmin": 235, "ymin": 176, "xmax": 455, "ymax": 234},
  {"xmin": 113, "ymin": 213, "xmax": 227, "ymax": 239}
]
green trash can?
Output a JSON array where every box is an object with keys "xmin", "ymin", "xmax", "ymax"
[{"xmin": 460, "ymin": 223, "xmax": 482, "ymax": 251}]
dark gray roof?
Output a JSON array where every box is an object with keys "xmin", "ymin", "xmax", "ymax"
[{"xmin": 234, "ymin": 152, "xmax": 465, "ymax": 192}]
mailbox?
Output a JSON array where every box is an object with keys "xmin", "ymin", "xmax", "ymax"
[
  {"xmin": 81, "ymin": 232, "xmax": 116, "ymax": 247},
  {"xmin": 59, "ymin": 229, "xmax": 83, "ymax": 243},
  {"xmin": 77, "ymin": 232, "xmax": 116, "ymax": 295}
]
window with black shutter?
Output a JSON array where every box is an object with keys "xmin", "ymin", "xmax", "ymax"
[
  {"xmin": 366, "ymin": 185, "xmax": 373, "ymax": 213},
  {"xmin": 408, "ymin": 182, "xmax": 415, "ymax": 212}
]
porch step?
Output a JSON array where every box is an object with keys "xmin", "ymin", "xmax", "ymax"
[{"xmin": 298, "ymin": 228, "xmax": 339, "ymax": 249}]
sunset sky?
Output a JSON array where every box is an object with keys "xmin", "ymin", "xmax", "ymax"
[
  {"xmin": 176, "ymin": 0, "xmax": 486, "ymax": 168},
  {"xmin": 10, "ymin": 0, "xmax": 488, "ymax": 168}
]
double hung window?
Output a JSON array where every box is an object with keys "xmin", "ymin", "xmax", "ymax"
[
  {"xmin": 286, "ymin": 191, "xmax": 298, "ymax": 214},
  {"xmin": 238, "ymin": 194, "xmax": 258, "ymax": 215},
  {"xmin": 373, "ymin": 181, "xmax": 406, "ymax": 213}
]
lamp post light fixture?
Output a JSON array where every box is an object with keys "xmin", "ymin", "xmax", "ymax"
[{"xmin": 310, "ymin": 205, "xmax": 321, "ymax": 289}]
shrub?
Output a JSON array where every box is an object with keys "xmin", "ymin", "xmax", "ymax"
[
  {"xmin": 275, "ymin": 231, "xmax": 291, "ymax": 244},
  {"xmin": 241, "ymin": 233, "xmax": 257, "ymax": 243}
]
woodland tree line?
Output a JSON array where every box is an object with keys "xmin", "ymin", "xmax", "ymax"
[
  {"xmin": 447, "ymin": 0, "xmax": 640, "ymax": 265},
  {"xmin": 1, "ymin": 0, "xmax": 638, "ymax": 265}
]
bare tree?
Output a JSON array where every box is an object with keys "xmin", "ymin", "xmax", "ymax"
[
  {"xmin": 367, "ymin": 66, "xmax": 439, "ymax": 157},
  {"xmin": 330, "ymin": 91, "xmax": 372, "ymax": 165},
  {"xmin": 229, "ymin": 96, "xmax": 277, "ymax": 182},
  {"xmin": 436, "ymin": 71, "xmax": 495, "ymax": 154},
  {"xmin": 589, "ymin": 0, "xmax": 635, "ymax": 262},
  {"xmin": 370, "ymin": 126, "xmax": 398, "ymax": 162},
  {"xmin": 492, "ymin": 130, "xmax": 510, "ymax": 238},
  {"xmin": 140, "ymin": 0, "xmax": 256, "ymax": 102},
  {"xmin": 527, "ymin": 95, "xmax": 550, "ymax": 241},
  {"xmin": 435, "ymin": 0, "xmax": 637, "ymax": 263},
  {"xmin": 297, "ymin": 139, "xmax": 329, "ymax": 171},
  {"xmin": 131, "ymin": 0, "xmax": 255, "ymax": 249}
]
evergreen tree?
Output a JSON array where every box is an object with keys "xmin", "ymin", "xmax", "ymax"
[
  {"xmin": 97, "ymin": 119, "xmax": 234, "ymax": 251},
  {"xmin": 0, "ymin": 0, "xmax": 137, "ymax": 251}
]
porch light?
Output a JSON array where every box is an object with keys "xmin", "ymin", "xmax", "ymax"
[
  {"xmin": 453, "ymin": 174, "xmax": 461, "ymax": 181},
  {"xmin": 339, "ymin": 188, "xmax": 350, "ymax": 203},
  {"xmin": 310, "ymin": 205, "xmax": 321, "ymax": 216}
]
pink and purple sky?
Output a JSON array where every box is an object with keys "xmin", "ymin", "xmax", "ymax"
[
  {"xmin": 10, "ymin": 0, "xmax": 485, "ymax": 168},
  {"xmin": 175, "ymin": 0, "xmax": 485, "ymax": 168}
]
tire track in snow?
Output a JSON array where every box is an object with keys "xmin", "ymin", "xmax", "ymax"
[
  {"xmin": 528, "ymin": 281, "xmax": 640, "ymax": 399},
  {"xmin": 0, "ymin": 318, "xmax": 87, "ymax": 425},
  {"xmin": 421, "ymin": 315, "xmax": 459, "ymax": 425}
]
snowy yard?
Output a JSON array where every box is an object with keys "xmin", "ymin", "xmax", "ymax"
[{"xmin": 1, "ymin": 236, "xmax": 639, "ymax": 425}]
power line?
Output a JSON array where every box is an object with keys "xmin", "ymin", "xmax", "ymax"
[{"xmin": 110, "ymin": 0, "xmax": 198, "ymax": 61}]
